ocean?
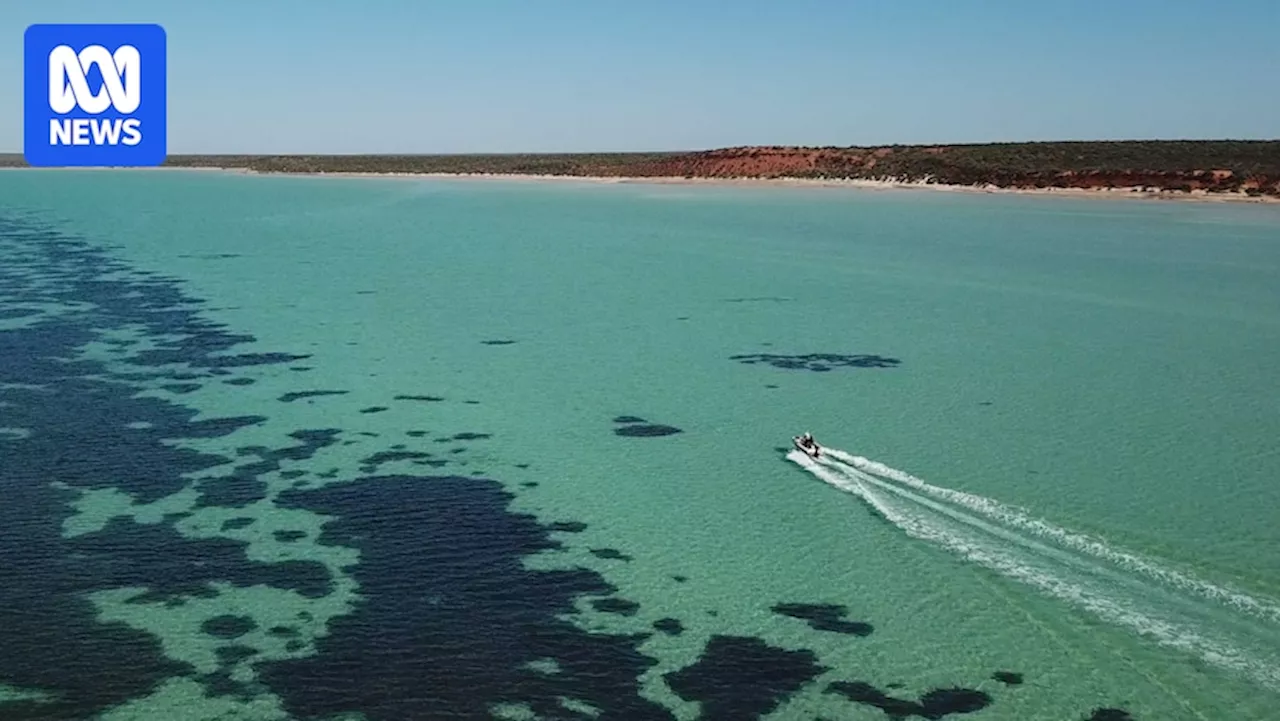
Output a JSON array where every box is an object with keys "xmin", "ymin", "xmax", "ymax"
[{"xmin": 2, "ymin": 169, "xmax": 1279, "ymax": 721}]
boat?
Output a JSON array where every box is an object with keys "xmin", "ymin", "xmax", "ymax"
[{"xmin": 792, "ymin": 432, "xmax": 821, "ymax": 458}]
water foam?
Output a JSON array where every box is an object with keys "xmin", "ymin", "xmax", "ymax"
[
  {"xmin": 787, "ymin": 449, "xmax": 1280, "ymax": 692},
  {"xmin": 822, "ymin": 448, "xmax": 1280, "ymax": 624}
]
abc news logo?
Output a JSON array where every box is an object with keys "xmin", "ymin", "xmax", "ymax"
[
  {"xmin": 48, "ymin": 44, "xmax": 143, "ymax": 146},
  {"xmin": 24, "ymin": 23, "xmax": 167, "ymax": 167}
]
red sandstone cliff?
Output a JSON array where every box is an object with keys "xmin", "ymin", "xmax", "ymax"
[{"xmin": 604, "ymin": 144, "xmax": 1280, "ymax": 197}]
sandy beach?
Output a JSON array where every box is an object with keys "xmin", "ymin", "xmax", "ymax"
[
  {"xmin": 137, "ymin": 168, "xmax": 1280, "ymax": 205},
  {"xmin": 6, "ymin": 165, "xmax": 1279, "ymax": 204}
]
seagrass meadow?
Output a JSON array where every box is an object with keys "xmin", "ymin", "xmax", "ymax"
[{"xmin": 2, "ymin": 167, "xmax": 1279, "ymax": 720}]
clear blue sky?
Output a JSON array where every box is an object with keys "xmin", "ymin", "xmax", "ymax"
[{"xmin": 4, "ymin": 0, "xmax": 1277, "ymax": 154}]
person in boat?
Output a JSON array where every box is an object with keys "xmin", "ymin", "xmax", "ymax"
[{"xmin": 799, "ymin": 432, "xmax": 815, "ymax": 448}]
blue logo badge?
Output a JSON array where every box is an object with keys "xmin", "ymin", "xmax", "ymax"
[{"xmin": 24, "ymin": 23, "xmax": 167, "ymax": 167}]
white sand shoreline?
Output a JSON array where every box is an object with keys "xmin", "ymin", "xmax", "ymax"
[{"xmin": 6, "ymin": 165, "xmax": 1279, "ymax": 205}]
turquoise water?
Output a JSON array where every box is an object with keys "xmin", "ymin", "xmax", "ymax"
[{"xmin": 2, "ymin": 169, "xmax": 1279, "ymax": 720}]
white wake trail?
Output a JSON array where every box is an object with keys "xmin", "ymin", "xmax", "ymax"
[
  {"xmin": 787, "ymin": 449, "xmax": 1280, "ymax": 692},
  {"xmin": 821, "ymin": 448, "xmax": 1280, "ymax": 625}
]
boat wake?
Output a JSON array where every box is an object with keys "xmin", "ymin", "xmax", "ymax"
[{"xmin": 787, "ymin": 446, "xmax": 1280, "ymax": 692}]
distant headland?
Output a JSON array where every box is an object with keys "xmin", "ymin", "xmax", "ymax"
[{"xmin": 4, "ymin": 140, "xmax": 1278, "ymax": 201}]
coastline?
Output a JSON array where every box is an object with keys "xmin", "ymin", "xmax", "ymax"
[
  {"xmin": 6, "ymin": 165, "xmax": 1280, "ymax": 205},
  {"xmin": 427, "ymin": 171, "xmax": 1280, "ymax": 204}
]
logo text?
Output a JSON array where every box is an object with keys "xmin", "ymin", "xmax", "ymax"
[{"xmin": 24, "ymin": 23, "xmax": 167, "ymax": 167}]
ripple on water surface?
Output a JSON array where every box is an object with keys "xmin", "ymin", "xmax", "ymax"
[{"xmin": 9, "ymin": 181, "xmax": 1272, "ymax": 721}]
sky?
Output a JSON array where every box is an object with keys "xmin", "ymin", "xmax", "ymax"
[{"xmin": 3, "ymin": 0, "xmax": 1277, "ymax": 154}]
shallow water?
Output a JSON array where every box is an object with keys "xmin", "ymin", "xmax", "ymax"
[{"xmin": 2, "ymin": 169, "xmax": 1279, "ymax": 720}]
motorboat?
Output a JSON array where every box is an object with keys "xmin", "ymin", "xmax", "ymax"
[{"xmin": 792, "ymin": 432, "xmax": 821, "ymax": 459}]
